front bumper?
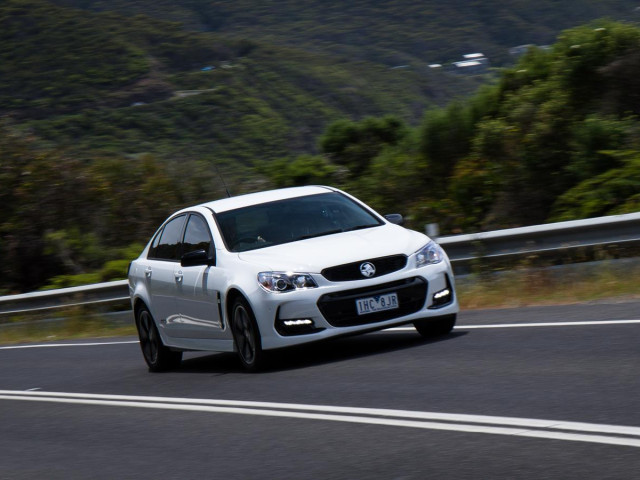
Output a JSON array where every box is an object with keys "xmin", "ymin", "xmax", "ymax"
[
  {"xmin": 254, "ymin": 261, "xmax": 459, "ymax": 350},
  {"xmin": 317, "ymin": 276, "xmax": 428, "ymax": 327}
]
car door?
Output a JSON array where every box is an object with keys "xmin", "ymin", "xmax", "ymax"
[
  {"xmin": 145, "ymin": 214, "xmax": 186, "ymax": 333},
  {"xmin": 172, "ymin": 213, "xmax": 224, "ymax": 339}
]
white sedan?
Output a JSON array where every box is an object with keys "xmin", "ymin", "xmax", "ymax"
[{"xmin": 128, "ymin": 186, "xmax": 459, "ymax": 371}]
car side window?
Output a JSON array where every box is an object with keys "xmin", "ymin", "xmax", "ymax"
[
  {"xmin": 182, "ymin": 214, "xmax": 213, "ymax": 256},
  {"xmin": 148, "ymin": 229, "xmax": 163, "ymax": 259},
  {"xmin": 152, "ymin": 215, "xmax": 186, "ymax": 261}
]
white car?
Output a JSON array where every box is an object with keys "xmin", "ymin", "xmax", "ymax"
[{"xmin": 128, "ymin": 186, "xmax": 459, "ymax": 371}]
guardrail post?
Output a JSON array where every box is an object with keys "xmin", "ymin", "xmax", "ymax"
[{"xmin": 426, "ymin": 223, "xmax": 440, "ymax": 239}]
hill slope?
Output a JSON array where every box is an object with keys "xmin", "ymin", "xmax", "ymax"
[
  {"xmin": 1, "ymin": 0, "xmax": 476, "ymax": 164},
  {"xmin": 50, "ymin": 0, "xmax": 638, "ymax": 65}
]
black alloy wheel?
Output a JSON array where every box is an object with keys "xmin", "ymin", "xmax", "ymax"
[
  {"xmin": 231, "ymin": 297, "xmax": 264, "ymax": 372},
  {"xmin": 136, "ymin": 306, "xmax": 182, "ymax": 372}
]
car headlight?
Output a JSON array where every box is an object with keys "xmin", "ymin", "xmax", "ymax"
[
  {"xmin": 258, "ymin": 272, "xmax": 318, "ymax": 293},
  {"xmin": 415, "ymin": 241, "xmax": 446, "ymax": 268}
]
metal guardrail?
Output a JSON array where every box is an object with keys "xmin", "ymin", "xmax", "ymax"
[
  {"xmin": 437, "ymin": 211, "xmax": 640, "ymax": 264},
  {"xmin": 1, "ymin": 211, "xmax": 640, "ymax": 318},
  {"xmin": 0, "ymin": 280, "xmax": 130, "ymax": 318}
]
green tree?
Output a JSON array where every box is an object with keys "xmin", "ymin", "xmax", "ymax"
[
  {"xmin": 552, "ymin": 21, "xmax": 640, "ymax": 113},
  {"xmin": 566, "ymin": 115, "xmax": 632, "ymax": 180},
  {"xmin": 551, "ymin": 151, "xmax": 640, "ymax": 220},
  {"xmin": 419, "ymin": 101, "xmax": 476, "ymax": 189},
  {"xmin": 256, "ymin": 155, "xmax": 340, "ymax": 188},
  {"xmin": 438, "ymin": 21, "xmax": 640, "ymax": 228},
  {"xmin": 320, "ymin": 116, "xmax": 408, "ymax": 178},
  {"xmin": 0, "ymin": 128, "xmax": 92, "ymax": 290}
]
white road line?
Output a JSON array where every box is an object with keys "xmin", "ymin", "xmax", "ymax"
[
  {"xmin": 1, "ymin": 319, "xmax": 638, "ymax": 350},
  {"xmin": 457, "ymin": 319, "xmax": 640, "ymax": 329},
  {"xmin": 387, "ymin": 319, "xmax": 640, "ymax": 331},
  {"xmin": 0, "ymin": 341, "xmax": 139, "ymax": 350},
  {"xmin": 0, "ymin": 390, "xmax": 639, "ymax": 448}
]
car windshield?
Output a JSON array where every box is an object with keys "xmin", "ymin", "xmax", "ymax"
[{"xmin": 216, "ymin": 192, "xmax": 384, "ymax": 252}]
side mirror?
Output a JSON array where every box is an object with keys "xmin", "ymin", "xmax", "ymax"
[
  {"xmin": 384, "ymin": 214, "xmax": 404, "ymax": 226},
  {"xmin": 181, "ymin": 249, "xmax": 215, "ymax": 267}
]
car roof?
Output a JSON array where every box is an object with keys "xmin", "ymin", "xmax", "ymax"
[{"xmin": 196, "ymin": 185, "xmax": 336, "ymax": 213}]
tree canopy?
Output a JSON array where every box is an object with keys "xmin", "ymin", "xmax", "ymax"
[{"xmin": 262, "ymin": 21, "xmax": 640, "ymax": 233}]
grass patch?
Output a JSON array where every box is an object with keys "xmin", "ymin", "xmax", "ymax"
[
  {"xmin": 0, "ymin": 319, "xmax": 136, "ymax": 344},
  {"xmin": 457, "ymin": 260, "xmax": 640, "ymax": 309},
  {"xmin": 0, "ymin": 307, "xmax": 136, "ymax": 345}
]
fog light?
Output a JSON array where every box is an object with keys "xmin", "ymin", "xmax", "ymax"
[
  {"xmin": 275, "ymin": 317, "xmax": 322, "ymax": 336},
  {"xmin": 283, "ymin": 319, "xmax": 313, "ymax": 327},
  {"xmin": 434, "ymin": 289, "xmax": 450, "ymax": 300},
  {"xmin": 430, "ymin": 285, "xmax": 453, "ymax": 309}
]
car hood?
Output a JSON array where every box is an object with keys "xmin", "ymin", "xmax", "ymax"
[{"xmin": 237, "ymin": 224, "xmax": 429, "ymax": 272}]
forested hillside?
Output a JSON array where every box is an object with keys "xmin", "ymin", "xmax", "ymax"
[
  {"xmin": 2, "ymin": 0, "xmax": 640, "ymax": 292},
  {"xmin": 50, "ymin": 0, "xmax": 636, "ymax": 66},
  {"xmin": 1, "ymin": 0, "xmax": 469, "ymax": 161},
  {"xmin": 264, "ymin": 21, "xmax": 640, "ymax": 235},
  {"xmin": 0, "ymin": 0, "xmax": 474, "ymax": 291}
]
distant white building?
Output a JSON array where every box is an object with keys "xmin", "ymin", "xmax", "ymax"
[
  {"xmin": 454, "ymin": 60, "xmax": 483, "ymax": 68},
  {"xmin": 451, "ymin": 53, "xmax": 489, "ymax": 73}
]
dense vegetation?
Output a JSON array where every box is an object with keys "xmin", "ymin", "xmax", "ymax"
[
  {"xmin": 266, "ymin": 21, "xmax": 640, "ymax": 232},
  {"xmin": 50, "ymin": 0, "xmax": 636, "ymax": 66},
  {"xmin": 2, "ymin": 0, "xmax": 640, "ymax": 293},
  {"xmin": 267, "ymin": 21, "xmax": 640, "ymax": 234},
  {"xmin": 1, "ymin": 0, "xmax": 474, "ymax": 291},
  {"xmin": 2, "ymin": 0, "xmax": 475, "ymax": 158}
]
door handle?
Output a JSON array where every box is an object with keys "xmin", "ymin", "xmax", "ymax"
[
  {"xmin": 175, "ymin": 271, "xmax": 183, "ymax": 283},
  {"xmin": 145, "ymin": 267, "xmax": 152, "ymax": 278}
]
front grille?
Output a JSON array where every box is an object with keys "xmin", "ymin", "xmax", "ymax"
[
  {"xmin": 317, "ymin": 277, "xmax": 428, "ymax": 327},
  {"xmin": 321, "ymin": 254, "xmax": 407, "ymax": 281}
]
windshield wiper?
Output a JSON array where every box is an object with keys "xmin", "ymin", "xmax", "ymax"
[
  {"xmin": 295, "ymin": 224, "xmax": 380, "ymax": 241},
  {"xmin": 296, "ymin": 229, "xmax": 344, "ymax": 241},
  {"xmin": 343, "ymin": 223, "xmax": 381, "ymax": 232}
]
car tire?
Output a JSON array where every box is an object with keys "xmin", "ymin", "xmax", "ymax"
[
  {"xmin": 231, "ymin": 297, "xmax": 264, "ymax": 372},
  {"xmin": 413, "ymin": 314, "xmax": 457, "ymax": 338},
  {"xmin": 136, "ymin": 305, "xmax": 183, "ymax": 372}
]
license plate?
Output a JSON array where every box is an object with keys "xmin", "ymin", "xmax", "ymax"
[{"xmin": 356, "ymin": 293, "xmax": 399, "ymax": 315}]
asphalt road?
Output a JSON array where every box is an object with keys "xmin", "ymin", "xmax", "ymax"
[{"xmin": 1, "ymin": 301, "xmax": 639, "ymax": 479}]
